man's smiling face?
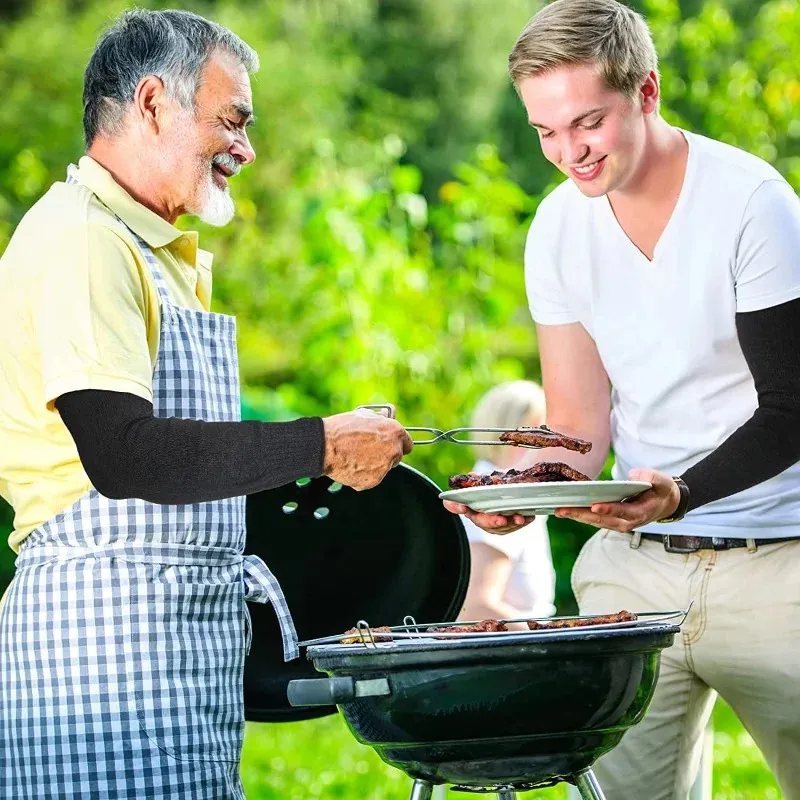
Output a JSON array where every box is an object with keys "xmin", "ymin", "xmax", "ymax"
[
  {"xmin": 161, "ymin": 48, "xmax": 256, "ymax": 225},
  {"xmin": 518, "ymin": 63, "xmax": 654, "ymax": 198}
]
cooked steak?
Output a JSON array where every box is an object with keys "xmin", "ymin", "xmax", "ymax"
[
  {"xmin": 527, "ymin": 610, "xmax": 637, "ymax": 630},
  {"xmin": 501, "ymin": 462, "xmax": 591, "ymax": 483},
  {"xmin": 448, "ymin": 461, "xmax": 591, "ymax": 489},
  {"xmin": 499, "ymin": 425, "xmax": 592, "ymax": 454},
  {"xmin": 340, "ymin": 625, "xmax": 393, "ymax": 644}
]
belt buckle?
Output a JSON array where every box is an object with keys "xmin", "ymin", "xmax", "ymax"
[{"xmin": 663, "ymin": 534, "xmax": 700, "ymax": 554}]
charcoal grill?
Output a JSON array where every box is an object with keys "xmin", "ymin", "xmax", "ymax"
[
  {"xmin": 242, "ymin": 463, "xmax": 681, "ymax": 797},
  {"xmin": 288, "ymin": 614, "xmax": 683, "ymax": 798}
]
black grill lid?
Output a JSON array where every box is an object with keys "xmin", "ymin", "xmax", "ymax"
[{"xmin": 243, "ymin": 463, "xmax": 470, "ymax": 722}]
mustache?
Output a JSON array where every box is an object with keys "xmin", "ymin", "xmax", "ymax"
[{"xmin": 211, "ymin": 153, "xmax": 241, "ymax": 176}]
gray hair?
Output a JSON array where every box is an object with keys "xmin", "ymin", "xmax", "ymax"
[
  {"xmin": 470, "ymin": 381, "xmax": 547, "ymax": 464},
  {"xmin": 508, "ymin": 0, "xmax": 658, "ymax": 98},
  {"xmin": 83, "ymin": 8, "xmax": 259, "ymax": 147}
]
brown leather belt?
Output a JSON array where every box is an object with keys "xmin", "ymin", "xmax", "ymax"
[{"xmin": 639, "ymin": 533, "xmax": 800, "ymax": 554}]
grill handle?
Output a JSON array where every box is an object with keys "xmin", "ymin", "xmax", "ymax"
[{"xmin": 287, "ymin": 677, "xmax": 391, "ymax": 707}]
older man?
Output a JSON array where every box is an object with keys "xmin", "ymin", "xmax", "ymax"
[{"xmin": 0, "ymin": 9, "xmax": 410, "ymax": 798}]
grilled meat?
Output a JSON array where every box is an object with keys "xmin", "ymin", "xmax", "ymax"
[
  {"xmin": 339, "ymin": 611, "xmax": 637, "ymax": 644},
  {"xmin": 501, "ymin": 462, "xmax": 591, "ymax": 483},
  {"xmin": 527, "ymin": 610, "xmax": 637, "ymax": 630},
  {"xmin": 499, "ymin": 425, "xmax": 592, "ymax": 454},
  {"xmin": 448, "ymin": 461, "xmax": 591, "ymax": 489},
  {"xmin": 431, "ymin": 619, "xmax": 508, "ymax": 634},
  {"xmin": 340, "ymin": 625, "xmax": 393, "ymax": 644}
]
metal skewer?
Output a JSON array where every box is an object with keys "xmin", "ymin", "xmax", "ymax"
[{"xmin": 355, "ymin": 404, "xmax": 553, "ymax": 448}]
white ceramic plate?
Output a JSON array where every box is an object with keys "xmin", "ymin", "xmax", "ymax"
[{"xmin": 439, "ymin": 480, "xmax": 651, "ymax": 517}]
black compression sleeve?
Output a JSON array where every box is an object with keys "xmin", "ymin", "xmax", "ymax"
[
  {"xmin": 681, "ymin": 297, "xmax": 800, "ymax": 512},
  {"xmin": 55, "ymin": 390, "xmax": 326, "ymax": 504}
]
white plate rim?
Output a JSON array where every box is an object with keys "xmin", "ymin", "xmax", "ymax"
[{"xmin": 439, "ymin": 479, "xmax": 651, "ymax": 512}]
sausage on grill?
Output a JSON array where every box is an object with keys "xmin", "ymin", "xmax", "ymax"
[
  {"xmin": 527, "ymin": 610, "xmax": 637, "ymax": 630},
  {"xmin": 430, "ymin": 619, "xmax": 508, "ymax": 635}
]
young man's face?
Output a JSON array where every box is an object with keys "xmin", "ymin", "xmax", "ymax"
[{"xmin": 518, "ymin": 63, "xmax": 656, "ymax": 197}]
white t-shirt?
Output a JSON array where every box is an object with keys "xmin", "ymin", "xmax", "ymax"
[
  {"xmin": 462, "ymin": 460, "xmax": 556, "ymax": 617},
  {"xmin": 526, "ymin": 129, "xmax": 800, "ymax": 539}
]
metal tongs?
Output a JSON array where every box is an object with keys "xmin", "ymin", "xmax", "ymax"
[{"xmin": 356, "ymin": 404, "xmax": 550, "ymax": 448}]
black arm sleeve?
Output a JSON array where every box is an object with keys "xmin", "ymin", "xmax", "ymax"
[
  {"xmin": 681, "ymin": 296, "xmax": 800, "ymax": 512},
  {"xmin": 55, "ymin": 390, "xmax": 326, "ymax": 504}
]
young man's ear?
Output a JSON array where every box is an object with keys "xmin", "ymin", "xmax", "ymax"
[{"xmin": 640, "ymin": 69, "xmax": 660, "ymax": 114}]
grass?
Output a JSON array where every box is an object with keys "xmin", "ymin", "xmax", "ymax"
[{"xmin": 241, "ymin": 699, "xmax": 781, "ymax": 799}]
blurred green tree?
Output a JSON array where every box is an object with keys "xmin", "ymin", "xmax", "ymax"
[
  {"xmin": 351, "ymin": 0, "xmax": 535, "ymax": 196},
  {"xmin": 0, "ymin": 0, "xmax": 798, "ymax": 609}
]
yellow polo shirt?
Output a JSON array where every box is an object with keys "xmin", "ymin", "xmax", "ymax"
[{"xmin": 0, "ymin": 156, "xmax": 214, "ymax": 551}]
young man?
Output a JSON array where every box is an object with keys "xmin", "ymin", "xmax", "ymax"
[
  {"xmin": 0, "ymin": 10, "xmax": 411, "ymax": 798},
  {"xmin": 445, "ymin": 0, "xmax": 800, "ymax": 796}
]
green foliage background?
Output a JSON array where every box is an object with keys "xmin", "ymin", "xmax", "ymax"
[
  {"xmin": 0, "ymin": 0, "xmax": 797, "ymax": 795},
  {"xmin": 0, "ymin": 0, "xmax": 798, "ymax": 618}
]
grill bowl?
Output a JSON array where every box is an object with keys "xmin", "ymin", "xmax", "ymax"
[{"xmin": 301, "ymin": 623, "xmax": 678, "ymax": 787}]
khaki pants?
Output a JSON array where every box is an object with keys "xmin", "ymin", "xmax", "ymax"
[{"xmin": 571, "ymin": 530, "xmax": 800, "ymax": 800}]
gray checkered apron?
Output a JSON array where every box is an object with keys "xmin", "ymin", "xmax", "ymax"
[{"xmin": 0, "ymin": 183, "xmax": 298, "ymax": 798}]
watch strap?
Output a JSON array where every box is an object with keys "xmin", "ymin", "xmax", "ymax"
[{"xmin": 656, "ymin": 476, "xmax": 691, "ymax": 524}]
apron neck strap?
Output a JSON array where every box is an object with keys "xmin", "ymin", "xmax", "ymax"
[{"xmin": 66, "ymin": 167, "xmax": 174, "ymax": 307}]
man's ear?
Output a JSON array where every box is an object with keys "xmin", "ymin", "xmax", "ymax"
[
  {"xmin": 640, "ymin": 69, "xmax": 660, "ymax": 114},
  {"xmin": 132, "ymin": 74, "xmax": 168, "ymax": 134}
]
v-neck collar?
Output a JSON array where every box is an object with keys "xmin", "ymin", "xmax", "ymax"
[{"xmin": 601, "ymin": 128, "xmax": 694, "ymax": 264}]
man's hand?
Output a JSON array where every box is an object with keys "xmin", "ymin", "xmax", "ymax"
[
  {"xmin": 322, "ymin": 409, "xmax": 413, "ymax": 491},
  {"xmin": 553, "ymin": 468, "xmax": 681, "ymax": 532},
  {"xmin": 442, "ymin": 500, "xmax": 530, "ymax": 534}
]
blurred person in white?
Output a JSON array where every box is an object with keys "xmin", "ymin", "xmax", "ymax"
[{"xmin": 458, "ymin": 381, "xmax": 557, "ymax": 623}]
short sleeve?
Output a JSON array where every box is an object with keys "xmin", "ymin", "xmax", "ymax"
[
  {"xmin": 524, "ymin": 210, "xmax": 578, "ymax": 326},
  {"xmin": 35, "ymin": 222, "xmax": 155, "ymax": 408},
  {"xmin": 734, "ymin": 179, "xmax": 800, "ymax": 313}
]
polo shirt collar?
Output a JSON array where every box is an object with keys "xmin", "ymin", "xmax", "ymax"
[{"xmin": 70, "ymin": 156, "xmax": 189, "ymax": 249}]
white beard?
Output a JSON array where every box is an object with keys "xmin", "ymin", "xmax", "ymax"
[{"xmin": 198, "ymin": 173, "xmax": 235, "ymax": 227}]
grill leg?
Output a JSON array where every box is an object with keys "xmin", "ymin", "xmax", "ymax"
[
  {"xmin": 496, "ymin": 791, "xmax": 518, "ymax": 800},
  {"xmin": 409, "ymin": 779, "xmax": 434, "ymax": 800},
  {"xmin": 574, "ymin": 769, "xmax": 607, "ymax": 800}
]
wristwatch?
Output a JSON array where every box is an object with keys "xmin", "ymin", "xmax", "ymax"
[{"xmin": 656, "ymin": 476, "xmax": 691, "ymax": 524}]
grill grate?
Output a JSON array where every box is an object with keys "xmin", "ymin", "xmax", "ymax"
[{"xmin": 298, "ymin": 606, "xmax": 691, "ymax": 648}]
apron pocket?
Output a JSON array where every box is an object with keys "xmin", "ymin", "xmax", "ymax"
[{"xmin": 129, "ymin": 563, "xmax": 246, "ymax": 764}]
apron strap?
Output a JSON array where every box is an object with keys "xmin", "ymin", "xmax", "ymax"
[
  {"xmin": 242, "ymin": 554, "xmax": 300, "ymax": 661},
  {"xmin": 15, "ymin": 540, "xmax": 243, "ymax": 568},
  {"xmin": 65, "ymin": 165, "xmax": 175, "ymax": 308}
]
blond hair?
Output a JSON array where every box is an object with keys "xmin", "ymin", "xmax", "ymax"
[
  {"xmin": 470, "ymin": 381, "xmax": 546, "ymax": 464},
  {"xmin": 508, "ymin": 0, "xmax": 658, "ymax": 98}
]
